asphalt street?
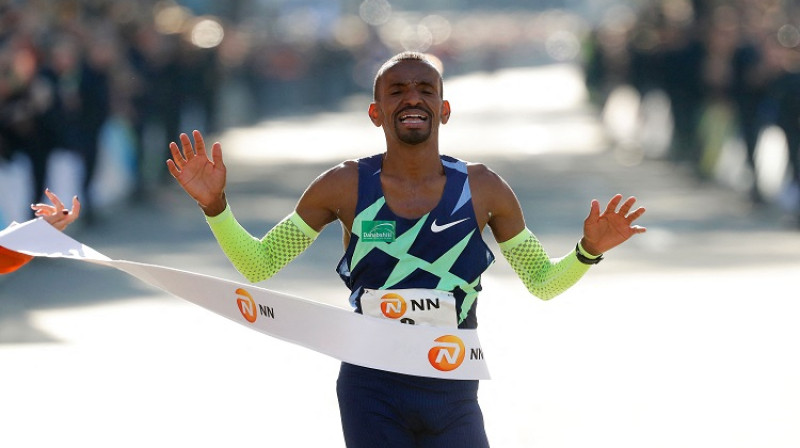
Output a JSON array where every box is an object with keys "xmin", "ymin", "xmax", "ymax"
[{"xmin": 1, "ymin": 64, "xmax": 799, "ymax": 448}]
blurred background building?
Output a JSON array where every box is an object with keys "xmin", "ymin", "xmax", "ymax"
[{"xmin": 1, "ymin": 0, "xmax": 798, "ymax": 225}]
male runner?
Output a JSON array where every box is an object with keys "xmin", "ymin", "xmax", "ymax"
[
  {"xmin": 167, "ymin": 52, "xmax": 646, "ymax": 447},
  {"xmin": 0, "ymin": 189, "xmax": 81, "ymax": 274}
]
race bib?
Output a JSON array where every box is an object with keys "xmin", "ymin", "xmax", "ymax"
[{"xmin": 360, "ymin": 288, "xmax": 458, "ymax": 328}]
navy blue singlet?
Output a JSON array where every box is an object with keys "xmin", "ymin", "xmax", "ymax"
[
  {"xmin": 335, "ymin": 153, "xmax": 493, "ymax": 448},
  {"xmin": 337, "ymin": 153, "xmax": 494, "ymax": 329}
]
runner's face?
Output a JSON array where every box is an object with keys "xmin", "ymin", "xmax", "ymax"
[{"xmin": 371, "ymin": 60, "xmax": 449, "ymax": 145}]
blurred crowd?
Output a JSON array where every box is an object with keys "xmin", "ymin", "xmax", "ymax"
[
  {"xmin": 0, "ymin": 0, "xmax": 369, "ymax": 224},
  {"xmin": 0, "ymin": 0, "xmax": 567, "ymax": 225},
  {"xmin": 0, "ymin": 0, "xmax": 593, "ymax": 228},
  {"xmin": 584, "ymin": 0, "xmax": 800, "ymax": 216},
  {"xmin": 4, "ymin": 0, "xmax": 799, "ymax": 227},
  {"xmin": 1, "ymin": 1, "xmax": 212, "ymax": 222}
]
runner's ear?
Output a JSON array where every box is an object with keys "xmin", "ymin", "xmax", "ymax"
[
  {"xmin": 368, "ymin": 103, "xmax": 382, "ymax": 127},
  {"xmin": 440, "ymin": 100, "xmax": 450, "ymax": 125}
]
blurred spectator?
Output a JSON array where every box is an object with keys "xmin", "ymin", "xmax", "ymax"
[
  {"xmin": 0, "ymin": 33, "xmax": 56, "ymax": 211},
  {"xmin": 124, "ymin": 25, "xmax": 185, "ymax": 191},
  {"xmin": 6, "ymin": 0, "xmax": 794, "ymax": 225},
  {"xmin": 730, "ymin": 24, "xmax": 786, "ymax": 202},
  {"xmin": 695, "ymin": 6, "xmax": 740, "ymax": 177},
  {"xmin": 731, "ymin": 34, "xmax": 769, "ymax": 201},
  {"xmin": 584, "ymin": 0, "xmax": 800, "ymax": 219},
  {"xmin": 659, "ymin": 13, "xmax": 705, "ymax": 165},
  {"xmin": 765, "ymin": 37, "xmax": 800, "ymax": 206},
  {"xmin": 40, "ymin": 27, "xmax": 113, "ymax": 223}
]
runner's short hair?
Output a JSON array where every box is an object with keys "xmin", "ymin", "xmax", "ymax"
[{"xmin": 373, "ymin": 52, "xmax": 444, "ymax": 100}]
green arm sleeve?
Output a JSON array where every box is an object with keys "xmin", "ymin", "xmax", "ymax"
[
  {"xmin": 205, "ymin": 204, "xmax": 319, "ymax": 283},
  {"xmin": 499, "ymin": 228, "xmax": 591, "ymax": 301}
]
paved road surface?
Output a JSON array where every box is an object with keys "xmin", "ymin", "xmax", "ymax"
[{"xmin": 2, "ymin": 65, "xmax": 799, "ymax": 448}]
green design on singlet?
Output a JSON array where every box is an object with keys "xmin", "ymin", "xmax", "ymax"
[{"xmin": 351, "ymin": 197, "xmax": 480, "ymax": 324}]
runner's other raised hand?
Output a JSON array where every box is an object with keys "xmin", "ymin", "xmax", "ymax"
[{"xmin": 166, "ymin": 130, "xmax": 228, "ymax": 216}]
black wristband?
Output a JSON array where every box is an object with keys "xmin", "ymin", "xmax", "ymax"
[{"xmin": 575, "ymin": 243, "xmax": 603, "ymax": 265}]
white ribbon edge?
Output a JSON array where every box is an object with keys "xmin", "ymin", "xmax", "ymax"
[{"xmin": 0, "ymin": 219, "xmax": 490, "ymax": 380}]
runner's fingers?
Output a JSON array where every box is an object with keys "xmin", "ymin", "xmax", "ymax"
[
  {"xmin": 193, "ymin": 130, "xmax": 206, "ymax": 157},
  {"xmin": 618, "ymin": 196, "xmax": 637, "ymax": 217},
  {"xmin": 168, "ymin": 141, "xmax": 185, "ymax": 169},
  {"xmin": 210, "ymin": 142, "xmax": 224, "ymax": 166},
  {"xmin": 604, "ymin": 194, "xmax": 623, "ymax": 215},
  {"xmin": 587, "ymin": 199, "xmax": 600, "ymax": 221},
  {"xmin": 166, "ymin": 159, "xmax": 181, "ymax": 177},
  {"xmin": 180, "ymin": 133, "xmax": 195, "ymax": 159},
  {"xmin": 627, "ymin": 206, "xmax": 646, "ymax": 223}
]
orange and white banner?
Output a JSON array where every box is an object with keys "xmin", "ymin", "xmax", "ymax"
[{"xmin": 0, "ymin": 219, "xmax": 490, "ymax": 380}]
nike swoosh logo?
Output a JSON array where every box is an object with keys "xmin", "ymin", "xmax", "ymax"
[{"xmin": 430, "ymin": 218, "xmax": 470, "ymax": 233}]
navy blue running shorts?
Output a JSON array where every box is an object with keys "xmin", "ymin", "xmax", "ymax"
[{"xmin": 336, "ymin": 362, "xmax": 490, "ymax": 448}]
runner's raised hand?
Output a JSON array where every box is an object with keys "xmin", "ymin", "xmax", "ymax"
[
  {"xmin": 166, "ymin": 130, "xmax": 228, "ymax": 216},
  {"xmin": 581, "ymin": 194, "xmax": 646, "ymax": 255}
]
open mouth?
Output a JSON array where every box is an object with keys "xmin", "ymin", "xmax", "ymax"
[{"xmin": 398, "ymin": 111, "xmax": 429, "ymax": 125}]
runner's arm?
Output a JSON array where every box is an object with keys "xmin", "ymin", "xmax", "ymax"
[
  {"xmin": 206, "ymin": 205, "xmax": 318, "ymax": 283},
  {"xmin": 474, "ymin": 164, "xmax": 593, "ymax": 301},
  {"xmin": 205, "ymin": 161, "xmax": 355, "ymax": 283},
  {"xmin": 499, "ymin": 230, "xmax": 592, "ymax": 300}
]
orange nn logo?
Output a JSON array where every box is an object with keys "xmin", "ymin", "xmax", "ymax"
[
  {"xmin": 428, "ymin": 335, "xmax": 465, "ymax": 372},
  {"xmin": 380, "ymin": 293, "xmax": 407, "ymax": 319},
  {"xmin": 236, "ymin": 288, "xmax": 257, "ymax": 323}
]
